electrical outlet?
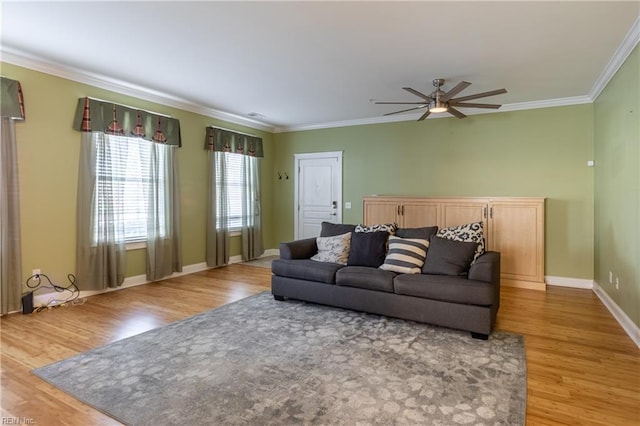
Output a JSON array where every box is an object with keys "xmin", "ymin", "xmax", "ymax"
[
  {"xmin": 345, "ymin": 202, "xmax": 352, "ymax": 209},
  {"xmin": 32, "ymin": 269, "xmax": 41, "ymax": 278},
  {"xmin": 615, "ymin": 277, "xmax": 620, "ymax": 290}
]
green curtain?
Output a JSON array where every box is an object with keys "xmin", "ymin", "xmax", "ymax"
[
  {"xmin": 0, "ymin": 77, "xmax": 25, "ymax": 314},
  {"xmin": 204, "ymin": 127, "xmax": 263, "ymax": 157},
  {"xmin": 146, "ymin": 143, "xmax": 182, "ymax": 280},
  {"xmin": 0, "ymin": 77, "xmax": 25, "ymax": 120},
  {"xmin": 206, "ymin": 151, "xmax": 230, "ymax": 267},
  {"xmin": 72, "ymin": 97, "xmax": 181, "ymax": 147}
]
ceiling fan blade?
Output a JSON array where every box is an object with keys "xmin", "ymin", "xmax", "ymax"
[
  {"xmin": 447, "ymin": 107, "xmax": 466, "ymax": 119},
  {"xmin": 449, "ymin": 88, "xmax": 507, "ymax": 103},
  {"xmin": 418, "ymin": 109, "xmax": 431, "ymax": 121},
  {"xmin": 403, "ymin": 87, "xmax": 433, "ymax": 101},
  {"xmin": 383, "ymin": 106, "xmax": 427, "ymax": 116},
  {"xmin": 375, "ymin": 101, "xmax": 428, "ymax": 105},
  {"xmin": 440, "ymin": 81, "xmax": 471, "ymax": 102},
  {"xmin": 451, "ymin": 102, "xmax": 502, "ymax": 109}
]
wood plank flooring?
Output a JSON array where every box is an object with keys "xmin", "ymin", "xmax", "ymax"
[{"xmin": 1, "ymin": 264, "xmax": 638, "ymax": 425}]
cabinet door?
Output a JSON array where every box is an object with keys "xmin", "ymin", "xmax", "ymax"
[
  {"xmin": 401, "ymin": 202, "xmax": 440, "ymax": 228},
  {"xmin": 363, "ymin": 200, "xmax": 399, "ymax": 225},
  {"xmin": 440, "ymin": 202, "xmax": 487, "ymax": 229},
  {"xmin": 489, "ymin": 201, "xmax": 544, "ymax": 284}
]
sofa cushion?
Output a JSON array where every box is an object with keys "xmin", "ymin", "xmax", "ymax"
[
  {"xmin": 311, "ymin": 232, "xmax": 351, "ymax": 265},
  {"xmin": 336, "ymin": 266, "xmax": 396, "ymax": 292},
  {"xmin": 355, "ymin": 223, "xmax": 398, "ymax": 234},
  {"xmin": 395, "ymin": 226, "xmax": 438, "ymax": 240},
  {"xmin": 436, "ymin": 221, "xmax": 485, "ymax": 263},
  {"xmin": 347, "ymin": 231, "xmax": 389, "ymax": 268},
  {"xmin": 422, "ymin": 236, "xmax": 478, "ymax": 276},
  {"xmin": 394, "ymin": 273, "xmax": 494, "ymax": 305},
  {"xmin": 379, "ymin": 236, "xmax": 429, "ymax": 274},
  {"xmin": 272, "ymin": 259, "xmax": 343, "ymax": 284},
  {"xmin": 320, "ymin": 222, "xmax": 357, "ymax": 237}
]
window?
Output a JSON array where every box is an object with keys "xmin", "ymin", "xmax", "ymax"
[
  {"xmin": 94, "ymin": 134, "xmax": 167, "ymax": 243},
  {"xmin": 215, "ymin": 152, "xmax": 257, "ymax": 230}
]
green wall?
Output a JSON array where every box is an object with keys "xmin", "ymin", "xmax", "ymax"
[
  {"xmin": 6, "ymin": 47, "xmax": 638, "ymax": 330},
  {"xmin": 0, "ymin": 62, "xmax": 275, "ymax": 289},
  {"xmin": 274, "ymin": 104, "xmax": 595, "ymax": 279},
  {"xmin": 594, "ymin": 45, "xmax": 640, "ymax": 327}
]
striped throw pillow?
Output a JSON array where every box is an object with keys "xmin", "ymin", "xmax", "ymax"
[{"xmin": 379, "ymin": 236, "xmax": 429, "ymax": 274}]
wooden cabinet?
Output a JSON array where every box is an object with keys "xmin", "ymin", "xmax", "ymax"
[
  {"xmin": 363, "ymin": 196, "xmax": 546, "ymax": 290},
  {"xmin": 363, "ymin": 199, "xmax": 440, "ymax": 228}
]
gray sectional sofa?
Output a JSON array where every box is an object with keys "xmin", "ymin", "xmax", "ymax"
[{"xmin": 271, "ymin": 223, "xmax": 501, "ymax": 339}]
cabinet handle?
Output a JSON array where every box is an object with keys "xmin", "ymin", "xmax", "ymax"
[
  {"xmin": 397, "ymin": 205, "xmax": 401, "ymax": 216},
  {"xmin": 490, "ymin": 207, "xmax": 493, "ymax": 219},
  {"xmin": 401, "ymin": 205, "xmax": 405, "ymax": 215},
  {"xmin": 483, "ymin": 207, "xmax": 487, "ymax": 219}
]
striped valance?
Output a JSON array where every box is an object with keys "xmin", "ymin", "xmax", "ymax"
[
  {"xmin": 204, "ymin": 127, "xmax": 263, "ymax": 158},
  {"xmin": 73, "ymin": 97, "xmax": 181, "ymax": 147},
  {"xmin": 0, "ymin": 77, "xmax": 25, "ymax": 120}
]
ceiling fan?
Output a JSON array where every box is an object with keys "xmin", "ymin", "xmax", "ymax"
[{"xmin": 376, "ymin": 79, "xmax": 507, "ymax": 120}]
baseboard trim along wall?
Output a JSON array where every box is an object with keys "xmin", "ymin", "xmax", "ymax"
[
  {"xmin": 32, "ymin": 261, "xmax": 640, "ymax": 349},
  {"xmin": 32, "ymin": 249, "xmax": 281, "ymax": 308},
  {"xmin": 545, "ymin": 276, "xmax": 639, "ymax": 348},
  {"xmin": 592, "ymin": 282, "xmax": 640, "ymax": 349},
  {"xmin": 545, "ymin": 275, "xmax": 594, "ymax": 289}
]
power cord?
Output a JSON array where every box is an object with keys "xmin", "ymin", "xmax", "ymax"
[{"xmin": 25, "ymin": 273, "xmax": 85, "ymax": 313}]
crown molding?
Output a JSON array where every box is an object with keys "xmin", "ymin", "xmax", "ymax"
[
  {"xmin": 273, "ymin": 95, "xmax": 593, "ymax": 133},
  {"xmin": 0, "ymin": 46, "xmax": 276, "ymax": 133},
  {"xmin": 589, "ymin": 15, "xmax": 640, "ymax": 101},
  {"xmin": 4, "ymin": 12, "xmax": 639, "ymax": 137}
]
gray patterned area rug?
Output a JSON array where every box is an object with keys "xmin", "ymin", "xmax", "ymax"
[{"xmin": 33, "ymin": 292, "xmax": 526, "ymax": 425}]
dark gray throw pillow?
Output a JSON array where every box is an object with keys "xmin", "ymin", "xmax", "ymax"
[
  {"xmin": 422, "ymin": 236, "xmax": 478, "ymax": 276},
  {"xmin": 320, "ymin": 222, "xmax": 357, "ymax": 237},
  {"xmin": 347, "ymin": 231, "xmax": 389, "ymax": 268},
  {"xmin": 395, "ymin": 226, "xmax": 438, "ymax": 240}
]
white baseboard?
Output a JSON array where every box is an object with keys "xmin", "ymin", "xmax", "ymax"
[
  {"xmin": 229, "ymin": 249, "xmax": 279, "ymax": 265},
  {"xmin": 545, "ymin": 275, "xmax": 594, "ymax": 289},
  {"xmin": 593, "ymin": 282, "xmax": 640, "ymax": 349},
  {"xmin": 545, "ymin": 276, "xmax": 639, "ymax": 348},
  {"xmin": 32, "ymin": 250, "xmax": 279, "ymax": 308},
  {"xmin": 33, "ymin": 261, "xmax": 212, "ymax": 307},
  {"xmin": 263, "ymin": 248, "xmax": 280, "ymax": 257}
]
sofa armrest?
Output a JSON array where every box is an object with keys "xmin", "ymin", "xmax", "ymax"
[
  {"xmin": 279, "ymin": 238, "xmax": 318, "ymax": 260},
  {"xmin": 469, "ymin": 251, "xmax": 501, "ymax": 311},
  {"xmin": 468, "ymin": 251, "xmax": 501, "ymax": 285}
]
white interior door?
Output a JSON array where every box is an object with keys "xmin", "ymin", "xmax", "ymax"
[{"xmin": 294, "ymin": 152, "xmax": 343, "ymax": 239}]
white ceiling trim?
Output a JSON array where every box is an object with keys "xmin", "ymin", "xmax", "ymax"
[
  {"xmin": 0, "ymin": 46, "xmax": 276, "ymax": 133},
  {"xmin": 3, "ymin": 12, "xmax": 638, "ymax": 136},
  {"xmin": 273, "ymin": 95, "xmax": 594, "ymax": 134},
  {"xmin": 589, "ymin": 16, "xmax": 640, "ymax": 101}
]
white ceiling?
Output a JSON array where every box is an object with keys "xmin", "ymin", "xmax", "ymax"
[{"xmin": 2, "ymin": 1, "xmax": 639, "ymax": 132}]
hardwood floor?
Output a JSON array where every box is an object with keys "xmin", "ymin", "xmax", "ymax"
[{"xmin": 1, "ymin": 264, "xmax": 638, "ymax": 425}]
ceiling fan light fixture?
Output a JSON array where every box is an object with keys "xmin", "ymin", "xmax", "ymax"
[{"xmin": 430, "ymin": 101, "xmax": 448, "ymax": 113}]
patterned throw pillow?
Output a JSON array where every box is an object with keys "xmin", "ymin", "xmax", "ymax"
[
  {"xmin": 355, "ymin": 223, "xmax": 398, "ymax": 234},
  {"xmin": 379, "ymin": 236, "xmax": 429, "ymax": 274},
  {"xmin": 311, "ymin": 232, "xmax": 352, "ymax": 265},
  {"xmin": 436, "ymin": 221, "xmax": 485, "ymax": 262}
]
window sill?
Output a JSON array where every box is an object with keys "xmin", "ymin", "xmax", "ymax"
[{"xmin": 126, "ymin": 241, "xmax": 147, "ymax": 250}]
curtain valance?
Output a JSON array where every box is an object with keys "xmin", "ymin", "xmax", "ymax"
[
  {"xmin": 204, "ymin": 127, "xmax": 263, "ymax": 158},
  {"xmin": 72, "ymin": 97, "xmax": 181, "ymax": 147},
  {"xmin": 0, "ymin": 77, "xmax": 25, "ymax": 120}
]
